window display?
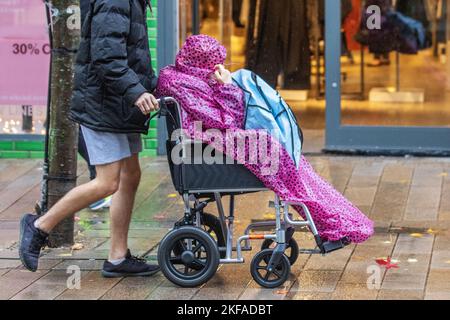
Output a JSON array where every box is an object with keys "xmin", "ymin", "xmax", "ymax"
[
  {"xmin": 179, "ymin": 0, "xmax": 450, "ymax": 129},
  {"xmin": 342, "ymin": 0, "xmax": 450, "ymax": 126},
  {"xmin": 246, "ymin": 0, "xmax": 311, "ymax": 90},
  {"xmin": 0, "ymin": 105, "xmax": 46, "ymax": 135}
]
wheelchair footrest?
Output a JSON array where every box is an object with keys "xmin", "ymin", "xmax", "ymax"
[{"xmin": 321, "ymin": 239, "xmax": 346, "ymax": 254}]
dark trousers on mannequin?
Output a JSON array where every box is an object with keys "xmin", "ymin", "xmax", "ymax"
[
  {"xmin": 233, "ymin": 0, "xmax": 243, "ymax": 26},
  {"xmin": 246, "ymin": 0, "xmax": 311, "ymax": 90}
]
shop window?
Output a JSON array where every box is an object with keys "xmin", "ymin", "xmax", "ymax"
[
  {"xmin": 0, "ymin": 105, "xmax": 47, "ymax": 135},
  {"xmin": 180, "ymin": 0, "xmax": 322, "ymax": 130},
  {"xmin": 341, "ymin": 0, "xmax": 450, "ymax": 127},
  {"xmin": 180, "ymin": 0, "xmax": 450, "ymax": 131}
]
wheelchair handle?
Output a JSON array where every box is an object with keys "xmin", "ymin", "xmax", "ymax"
[
  {"xmin": 145, "ymin": 97, "xmax": 180, "ymax": 126},
  {"xmin": 157, "ymin": 97, "xmax": 179, "ymax": 107}
]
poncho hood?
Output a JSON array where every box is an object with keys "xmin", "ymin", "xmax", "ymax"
[{"xmin": 175, "ymin": 34, "xmax": 227, "ymax": 81}]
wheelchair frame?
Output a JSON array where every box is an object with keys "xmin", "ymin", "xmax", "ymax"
[
  {"xmin": 183, "ymin": 192, "xmax": 324, "ymax": 264},
  {"xmin": 156, "ymin": 97, "xmax": 347, "ymax": 288}
]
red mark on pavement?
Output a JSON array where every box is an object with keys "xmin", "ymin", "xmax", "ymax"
[{"xmin": 376, "ymin": 257, "xmax": 399, "ymax": 270}]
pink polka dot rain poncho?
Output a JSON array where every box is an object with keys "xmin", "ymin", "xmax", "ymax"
[{"xmin": 156, "ymin": 35, "xmax": 374, "ymax": 244}]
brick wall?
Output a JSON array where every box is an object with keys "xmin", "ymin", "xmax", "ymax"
[{"xmin": 0, "ymin": 141, "xmax": 45, "ymax": 159}]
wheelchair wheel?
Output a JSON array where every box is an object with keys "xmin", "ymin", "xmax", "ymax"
[
  {"xmin": 175, "ymin": 213, "xmax": 226, "ymax": 258},
  {"xmin": 250, "ymin": 249, "xmax": 291, "ymax": 289},
  {"xmin": 158, "ymin": 226, "xmax": 220, "ymax": 288},
  {"xmin": 261, "ymin": 238, "xmax": 299, "ymax": 265}
]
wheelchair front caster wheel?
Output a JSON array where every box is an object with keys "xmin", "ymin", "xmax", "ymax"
[
  {"xmin": 250, "ymin": 249, "xmax": 291, "ymax": 288},
  {"xmin": 261, "ymin": 238, "xmax": 299, "ymax": 265},
  {"xmin": 158, "ymin": 226, "xmax": 220, "ymax": 288}
]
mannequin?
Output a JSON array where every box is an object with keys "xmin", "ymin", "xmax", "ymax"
[{"xmin": 246, "ymin": 0, "xmax": 311, "ymax": 90}]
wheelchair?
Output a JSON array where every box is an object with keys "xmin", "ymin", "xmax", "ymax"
[{"xmin": 155, "ymin": 97, "xmax": 348, "ymax": 289}]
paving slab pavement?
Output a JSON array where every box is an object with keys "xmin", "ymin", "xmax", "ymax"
[{"xmin": 1, "ymin": 155, "xmax": 450, "ymax": 300}]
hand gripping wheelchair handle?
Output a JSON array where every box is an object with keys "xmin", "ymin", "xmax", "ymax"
[{"xmin": 144, "ymin": 97, "xmax": 180, "ymax": 126}]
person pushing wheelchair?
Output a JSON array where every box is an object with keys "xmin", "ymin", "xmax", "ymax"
[{"xmin": 19, "ymin": 0, "xmax": 162, "ymax": 277}]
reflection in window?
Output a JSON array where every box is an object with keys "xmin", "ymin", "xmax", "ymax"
[{"xmin": 179, "ymin": 0, "xmax": 450, "ymax": 128}]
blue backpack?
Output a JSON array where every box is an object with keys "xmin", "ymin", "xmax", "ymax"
[{"xmin": 232, "ymin": 69, "xmax": 303, "ymax": 168}]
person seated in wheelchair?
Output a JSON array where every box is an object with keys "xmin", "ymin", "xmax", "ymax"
[{"xmin": 156, "ymin": 34, "xmax": 374, "ymax": 245}]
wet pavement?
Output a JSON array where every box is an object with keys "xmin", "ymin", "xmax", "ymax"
[{"xmin": 1, "ymin": 152, "xmax": 450, "ymax": 300}]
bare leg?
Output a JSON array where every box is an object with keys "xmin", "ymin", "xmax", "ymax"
[
  {"xmin": 108, "ymin": 154, "xmax": 141, "ymax": 260},
  {"xmin": 36, "ymin": 161, "xmax": 122, "ymax": 233}
]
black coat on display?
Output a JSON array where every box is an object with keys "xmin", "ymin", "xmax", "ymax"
[
  {"xmin": 356, "ymin": 0, "xmax": 427, "ymax": 55},
  {"xmin": 246, "ymin": 0, "xmax": 311, "ymax": 90},
  {"xmin": 396, "ymin": 0, "xmax": 432, "ymax": 48},
  {"xmin": 69, "ymin": 0, "xmax": 157, "ymax": 134}
]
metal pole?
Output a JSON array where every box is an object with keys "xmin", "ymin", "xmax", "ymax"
[
  {"xmin": 40, "ymin": 0, "xmax": 54, "ymax": 215},
  {"xmin": 324, "ymin": 0, "xmax": 342, "ymax": 149},
  {"xmin": 360, "ymin": 46, "xmax": 365, "ymax": 98},
  {"xmin": 192, "ymin": 0, "xmax": 200, "ymax": 35},
  {"xmin": 396, "ymin": 51, "xmax": 400, "ymax": 92}
]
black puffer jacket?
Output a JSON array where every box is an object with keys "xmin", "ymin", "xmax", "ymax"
[{"xmin": 70, "ymin": 0, "xmax": 157, "ymax": 134}]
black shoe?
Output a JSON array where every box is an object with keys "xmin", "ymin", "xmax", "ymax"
[
  {"xmin": 341, "ymin": 237, "xmax": 351, "ymax": 246},
  {"xmin": 102, "ymin": 250, "xmax": 160, "ymax": 278},
  {"xmin": 19, "ymin": 214, "xmax": 49, "ymax": 272}
]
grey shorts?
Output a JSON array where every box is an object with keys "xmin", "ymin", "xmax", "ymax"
[{"xmin": 81, "ymin": 125, "xmax": 143, "ymax": 166}]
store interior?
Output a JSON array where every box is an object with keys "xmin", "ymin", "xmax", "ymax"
[
  {"xmin": 2, "ymin": 0, "xmax": 449, "ymax": 136},
  {"xmin": 180, "ymin": 0, "xmax": 450, "ymax": 131},
  {"xmin": 0, "ymin": 105, "xmax": 46, "ymax": 135}
]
